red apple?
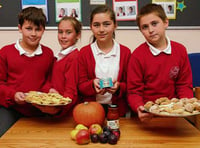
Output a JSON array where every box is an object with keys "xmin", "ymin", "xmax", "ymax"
[
  {"xmin": 89, "ymin": 124, "xmax": 103, "ymax": 135},
  {"xmin": 76, "ymin": 129, "xmax": 90, "ymax": 145}
]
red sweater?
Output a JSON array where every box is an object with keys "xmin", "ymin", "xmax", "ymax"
[
  {"xmin": 127, "ymin": 41, "xmax": 193, "ymax": 112},
  {"xmin": 78, "ymin": 44, "xmax": 131, "ymax": 116},
  {"xmin": 51, "ymin": 49, "xmax": 79, "ymax": 117},
  {"xmin": 0, "ymin": 43, "xmax": 54, "ymax": 116}
]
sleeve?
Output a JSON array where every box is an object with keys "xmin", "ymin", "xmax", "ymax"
[
  {"xmin": 0, "ymin": 50, "xmax": 16, "ymax": 107},
  {"xmin": 115, "ymin": 48, "xmax": 131, "ymax": 99},
  {"xmin": 78, "ymin": 49, "xmax": 96, "ymax": 97},
  {"xmin": 63, "ymin": 53, "xmax": 79, "ymax": 106},
  {"xmin": 176, "ymin": 47, "xmax": 193, "ymax": 98},
  {"xmin": 127, "ymin": 54, "xmax": 145, "ymax": 113},
  {"xmin": 41, "ymin": 52, "xmax": 55, "ymax": 93}
]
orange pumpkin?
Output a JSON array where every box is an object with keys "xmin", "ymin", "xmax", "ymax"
[{"xmin": 73, "ymin": 102, "xmax": 105, "ymax": 127}]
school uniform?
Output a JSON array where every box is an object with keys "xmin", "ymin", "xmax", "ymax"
[
  {"xmin": 78, "ymin": 40, "xmax": 131, "ymax": 116},
  {"xmin": 0, "ymin": 40, "xmax": 54, "ymax": 116},
  {"xmin": 127, "ymin": 38, "xmax": 193, "ymax": 112},
  {"xmin": 51, "ymin": 46, "xmax": 79, "ymax": 117}
]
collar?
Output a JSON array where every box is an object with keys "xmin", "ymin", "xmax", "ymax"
[
  {"xmin": 15, "ymin": 39, "xmax": 42, "ymax": 57},
  {"xmin": 147, "ymin": 36, "xmax": 171, "ymax": 56},
  {"xmin": 92, "ymin": 39, "xmax": 119, "ymax": 57},
  {"xmin": 56, "ymin": 45, "xmax": 77, "ymax": 60}
]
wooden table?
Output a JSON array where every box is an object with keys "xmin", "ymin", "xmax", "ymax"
[{"xmin": 0, "ymin": 116, "xmax": 200, "ymax": 148}]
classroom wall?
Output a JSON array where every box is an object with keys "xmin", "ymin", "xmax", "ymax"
[{"xmin": 0, "ymin": 29, "xmax": 200, "ymax": 55}]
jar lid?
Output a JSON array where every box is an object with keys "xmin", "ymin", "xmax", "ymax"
[{"xmin": 109, "ymin": 104, "xmax": 118, "ymax": 108}]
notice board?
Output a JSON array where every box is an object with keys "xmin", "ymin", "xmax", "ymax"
[{"xmin": 0, "ymin": 0, "xmax": 199, "ymax": 29}]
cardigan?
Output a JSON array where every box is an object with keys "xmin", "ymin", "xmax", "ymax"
[
  {"xmin": 78, "ymin": 44, "xmax": 131, "ymax": 116},
  {"xmin": 51, "ymin": 49, "xmax": 79, "ymax": 117}
]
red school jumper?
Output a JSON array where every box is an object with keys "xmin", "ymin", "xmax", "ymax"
[
  {"xmin": 127, "ymin": 41, "xmax": 193, "ymax": 112},
  {"xmin": 0, "ymin": 43, "xmax": 54, "ymax": 116},
  {"xmin": 78, "ymin": 44, "xmax": 131, "ymax": 116},
  {"xmin": 51, "ymin": 49, "xmax": 79, "ymax": 116}
]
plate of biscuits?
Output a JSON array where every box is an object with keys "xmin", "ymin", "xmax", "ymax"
[
  {"xmin": 144, "ymin": 97, "xmax": 200, "ymax": 117},
  {"xmin": 25, "ymin": 91, "xmax": 72, "ymax": 106}
]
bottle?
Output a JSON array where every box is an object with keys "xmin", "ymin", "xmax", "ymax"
[{"xmin": 107, "ymin": 104, "xmax": 119, "ymax": 130}]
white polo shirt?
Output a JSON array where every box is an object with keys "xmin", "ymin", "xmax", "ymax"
[
  {"xmin": 91, "ymin": 40, "xmax": 120, "ymax": 104},
  {"xmin": 56, "ymin": 45, "xmax": 77, "ymax": 61},
  {"xmin": 15, "ymin": 39, "xmax": 42, "ymax": 57},
  {"xmin": 147, "ymin": 36, "xmax": 171, "ymax": 56}
]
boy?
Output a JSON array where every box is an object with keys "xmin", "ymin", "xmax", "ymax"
[
  {"xmin": 0, "ymin": 7, "xmax": 56, "ymax": 136},
  {"xmin": 127, "ymin": 4, "xmax": 193, "ymax": 122}
]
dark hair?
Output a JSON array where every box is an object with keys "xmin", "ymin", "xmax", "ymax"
[
  {"xmin": 136, "ymin": 3, "xmax": 167, "ymax": 29},
  {"xmin": 18, "ymin": 7, "xmax": 46, "ymax": 29},
  {"xmin": 90, "ymin": 5, "xmax": 116, "ymax": 43},
  {"xmin": 58, "ymin": 16, "xmax": 82, "ymax": 35}
]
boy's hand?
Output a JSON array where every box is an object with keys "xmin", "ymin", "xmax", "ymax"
[
  {"xmin": 137, "ymin": 106, "xmax": 154, "ymax": 123},
  {"xmin": 14, "ymin": 92, "xmax": 26, "ymax": 105},
  {"xmin": 49, "ymin": 88, "xmax": 59, "ymax": 93}
]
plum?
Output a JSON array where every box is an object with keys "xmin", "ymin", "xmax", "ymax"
[
  {"xmin": 108, "ymin": 133, "xmax": 118, "ymax": 145},
  {"xmin": 90, "ymin": 134, "xmax": 99, "ymax": 143},
  {"xmin": 99, "ymin": 133, "xmax": 108, "ymax": 143}
]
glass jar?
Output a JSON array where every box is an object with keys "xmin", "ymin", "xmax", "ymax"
[{"xmin": 107, "ymin": 104, "xmax": 119, "ymax": 130}]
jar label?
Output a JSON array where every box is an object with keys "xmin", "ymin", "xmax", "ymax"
[{"xmin": 107, "ymin": 120, "xmax": 119, "ymax": 130}]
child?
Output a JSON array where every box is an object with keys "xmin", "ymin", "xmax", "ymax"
[
  {"xmin": 78, "ymin": 5, "xmax": 131, "ymax": 116},
  {"xmin": 70, "ymin": 8, "xmax": 78, "ymax": 18},
  {"xmin": 0, "ymin": 7, "xmax": 54, "ymax": 136},
  {"xmin": 127, "ymin": 3, "xmax": 193, "ymax": 122},
  {"xmin": 58, "ymin": 8, "xmax": 66, "ymax": 18},
  {"xmin": 47, "ymin": 16, "xmax": 82, "ymax": 117}
]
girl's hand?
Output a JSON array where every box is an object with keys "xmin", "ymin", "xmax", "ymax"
[
  {"xmin": 93, "ymin": 78, "xmax": 106, "ymax": 95},
  {"xmin": 106, "ymin": 80, "xmax": 120, "ymax": 94},
  {"xmin": 14, "ymin": 92, "xmax": 26, "ymax": 105},
  {"xmin": 137, "ymin": 106, "xmax": 154, "ymax": 123},
  {"xmin": 33, "ymin": 104, "xmax": 61, "ymax": 115}
]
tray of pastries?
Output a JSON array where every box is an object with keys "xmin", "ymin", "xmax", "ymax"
[
  {"xmin": 144, "ymin": 97, "xmax": 200, "ymax": 117},
  {"xmin": 25, "ymin": 91, "xmax": 72, "ymax": 106}
]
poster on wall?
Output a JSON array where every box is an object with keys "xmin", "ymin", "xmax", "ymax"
[
  {"xmin": 152, "ymin": 0, "xmax": 176, "ymax": 19},
  {"xmin": 90, "ymin": 0, "xmax": 106, "ymax": 5},
  {"xmin": 113, "ymin": 0, "xmax": 138, "ymax": 21},
  {"xmin": 55, "ymin": 0, "xmax": 81, "ymax": 22},
  {"xmin": 21, "ymin": 0, "xmax": 48, "ymax": 21}
]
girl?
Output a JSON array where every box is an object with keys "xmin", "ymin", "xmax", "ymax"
[
  {"xmin": 47, "ymin": 16, "xmax": 82, "ymax": 117},
  {"xmin": 78, "ymin": 5, "xmax": 131, "ymax": 116}
]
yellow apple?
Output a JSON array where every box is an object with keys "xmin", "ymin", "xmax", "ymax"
[
  {"xmin": 70, "ymin": 129, "xmax": 80, "ymax": 140},
  {"xmin": 89, "ymin": 124, "xmax": 102, "ymax": 135},
  {"xmin": 75, "ymin": 124, "xmax": 88, "ymax": 130}
]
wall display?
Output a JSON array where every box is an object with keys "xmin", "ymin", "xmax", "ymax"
[
  {"xmin": 90, "ymin": 0, "xmax": 106, "ymax": 5},
  {"xmin": 0, "ymin": 0, "xmax": 199, "ymax": 30},
  {"xmin": 152, "ymin": 0, "xmax": 176, "ymax": 19},
  {"xmin": 113, "ymin": 0, "xmax": 138, "ymax": 21},
  {"xmin": 21, "ymin": 0, "xmax": 48, "ymax": 21},
  {"xmin": 55, "ymin": 0, "xmax": 81, "ymax": 22}
]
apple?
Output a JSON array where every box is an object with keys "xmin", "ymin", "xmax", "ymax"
[
  {"xmin": 76, "ymin": 129, "xmax": 90, "ymax": 145},
  {"xmin": 70, "ymin": 129, "xmax": 79, "ymax": 140},
  {"xmin": 89, "ymin": 124, "xmax": 102, "ymax": 135},
  {"xmin": 75, "ymin": 124, "xmax": 88, "ymax": 130}
]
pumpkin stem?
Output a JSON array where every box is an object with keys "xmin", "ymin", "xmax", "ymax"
[{"xmin": 84, "ymin": 102, "xmax": 88, "ymax": 105}]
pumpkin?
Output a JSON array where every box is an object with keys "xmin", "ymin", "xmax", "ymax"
[{"xmin": 73, "ymin": 101, "xmax": 105, "ymax": 127}]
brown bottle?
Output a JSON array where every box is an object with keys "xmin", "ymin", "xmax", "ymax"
[{"xmin": 107, "ymin": 104, "xmax": 119, "ymax": 130}]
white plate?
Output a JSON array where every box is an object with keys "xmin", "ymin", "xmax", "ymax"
[
  {"xmin": 144, "ymin": 108, "xmax": 200, "ymax": 117},
  {"xmin": 25, "ymin": 91, "xmax": 72, "ymax": 106}
]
